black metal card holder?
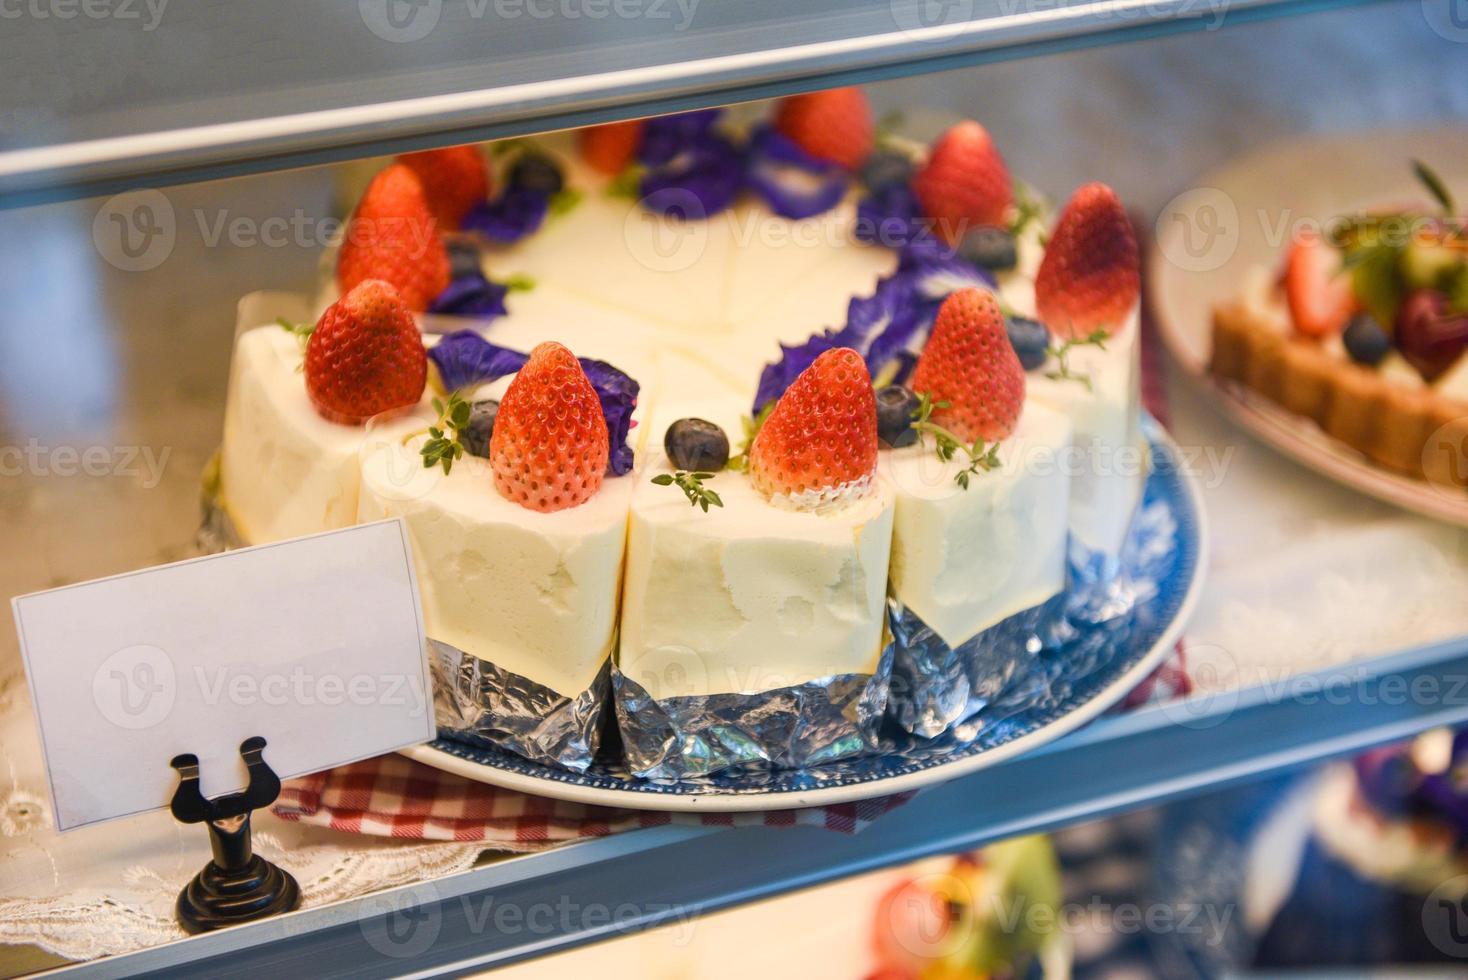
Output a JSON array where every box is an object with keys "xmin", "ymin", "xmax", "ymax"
[{"xmin": 168, "ymin": 736, "xmax": 301, "ymax": 933}]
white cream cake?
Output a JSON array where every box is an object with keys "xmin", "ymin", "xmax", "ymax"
[{"xmin": 217, "ymin": 97, "xmax": 1151, "ymax": 755}]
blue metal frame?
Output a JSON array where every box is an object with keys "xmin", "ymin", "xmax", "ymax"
[{"xmin": 57, "ymin": 637, "xmax": 1468, "ymax": 978}]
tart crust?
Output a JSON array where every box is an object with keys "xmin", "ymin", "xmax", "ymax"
[{"xmin": 1210, "ymin": 301, "xmax": 1468, "ymax": 490}]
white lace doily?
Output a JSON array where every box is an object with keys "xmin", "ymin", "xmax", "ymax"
[{"xmin": 0, "ymin": 667, "xmax": 486, "ymax": 963}]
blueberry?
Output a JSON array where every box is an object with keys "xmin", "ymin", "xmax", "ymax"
[
  {"xmin": 1006, "ymin": 316, "xmax": 1049, "ymax": 372},
  {"xmin": 958, "ymin": 226, "xmax": 1018, "ymax": 272},
  {"xmin": 875, "ymin": 385, "xmax": 920, "ymax": 448},
  {"xmin": 664, "ymin": 418, "xmax": 729, "ymax": 472},
  {"xmin": 1343, "ymin": 313, "xmax": 1392, "ymax": 367},
  {"xmin": 860, "ymin": 149, "xmax": 915, "ymax": 194},
  {"xmin": 461, "ymin": 400, "xmax": 499, "ymax": 458},
  {"xmin": 447, "ymin": 239, "xmax": 482, "ymax": 280},
  {"xmin": 509, "ymin": 153, "xmax": 564, "ymax": 196}
]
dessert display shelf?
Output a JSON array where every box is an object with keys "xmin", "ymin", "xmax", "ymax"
[{"xmin": 0, "ymin": 0, "xmax": 1376, "ymax": 208}]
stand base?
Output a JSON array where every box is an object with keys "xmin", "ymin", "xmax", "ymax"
[{"xmin": 176, "ymin": 855, "xmax": 301, "ymax": 934}]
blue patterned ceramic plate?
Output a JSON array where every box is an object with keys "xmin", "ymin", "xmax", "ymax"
[{"xmin": 403, "ymin": 417, "xmax": 1208, "ymax": 811}]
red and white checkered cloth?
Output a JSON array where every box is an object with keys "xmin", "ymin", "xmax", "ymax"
[
  {"xmin": 274, "ymin": 228, "xmax": 1192, "ymax": 847},
  {"xmin": 272, "ymin": 754, "xmax": 916, "ymax": 846}
]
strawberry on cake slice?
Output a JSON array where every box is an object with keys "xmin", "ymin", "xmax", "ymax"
[
  {"xmin": 883, "ymin": 288, "xmax": 1073, "ymax": 652},
  {"xmin": 336, "ymin": 162, "xmax": 451, "ymax": 313},
  {"xmin": 358, "ymin": 341, "xmax": 634, "ymax": 727},
  {"xmin": 220, "ymin": 280, "xmax": 434, "ymax": 544},
  {"xmin": 879, "ymin": 288, "xmax": 1073, "ymax": 736},
  {"xmin": 617, "ymin": 348, "xmax": 896, "ymax": 775},
  {"xmin": 1001, "ymin": 182, "xmax": 1145, "ymax": 562}
]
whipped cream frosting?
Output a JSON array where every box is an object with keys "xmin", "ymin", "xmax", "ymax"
[
  {"xmin": 997, "ymin": 225, "xmax": 1144, "ymax": 558},
  {"xmin": 884, "ymin": 401, "xmax": 1073, "ymax": 647},
  {"xmin": 619, "ymin": 402, "xmax": 895, "ymax": 698},
  {"xmin": 358, "ymin": 411, "xmax": 633, "ymax": 696}
]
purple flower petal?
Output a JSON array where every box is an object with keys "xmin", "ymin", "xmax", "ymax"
[
  {"xmin": 462, "ymin": 187, "xmax": 550, "ymax": 243},
  {"xmin": 428, "ymin": 272, "xmax": 510, "ymax": 320},
  {"xmin": 426, "ymin": 331, "xmax": 639, "ymax": 476},
  {"xmin": 428, "ymin": 330, "xmax": 527, "ymax": 393},
  {"xmin": 639, "ymin": 110, "xmax": 723, "ymax": 167},
  {"xmin": 639, "ymin": 134, "xmax": 745, "ymax": 219},
  {"xmin": 744, "ymin": 126, "xmax": 848, "ymax": 220}
]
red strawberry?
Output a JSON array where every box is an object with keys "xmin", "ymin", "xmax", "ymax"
[
  {"xmin": 578, "ymin": 119, "xmax": 646, "ymax": 176},
  {"xmin": 1283, "ymin": 232, "xmax": 1356, "ymax": 338},
  {"xmin": 397, "ymin": 145, "xmax": 491, "ymax": 228},
  {"xmin": 337, "ymin": 163, "xmax": 450, "ymax": 313},
  {"xmin": 911, "ymin": 121, "xmax": 1013, "ymax": 244},
  {"xmin": 911, "ymin": 288, "xmax": 1024, "ymax": 443},
  {"xmin": 491, "ymin": 342, "xmax": 609, "ymax": 513},
  {"xmin": 774, "ymin": 87, "xmax": 875, "ymax": 171},
  {"xmin": 305, "ymin": 280, "xmax": 427, "ymax": 425},
  {"xmin": 749, "ymin": 348, "xmax": 878, "ymax": 504},
  {"xmin": 1033, "ymin": 182, "xmax": 1141, "ymax": 340}
]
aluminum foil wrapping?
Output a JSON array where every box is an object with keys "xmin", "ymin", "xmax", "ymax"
[
  {"xmin": 610, "ymin": 648, "xmax": 894, "ymax": 780},
  {"xmin": 431, "ymin": 640, "xmax": 610, "ymax": 772},
  {"xmin": 885, "ymin": 481, "xmax": 1177, "ymax": 740}
]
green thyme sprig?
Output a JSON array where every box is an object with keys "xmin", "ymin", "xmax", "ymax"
[
  {"xmin": 909, "ymin": 391, "xmax": 1001, "ymax": 490},
  {"xmin": 606, "ymin": 165, "xmax": 647, "ymax": 200},
  {"xmin": 1009, "ymin": 182, "xmax": 1047, "ymax": 242},
  {"xmin": 277, "ymin": 316, "xmax": 315, "ymax": 352},
  {"xmin": 1044, "ymin": 328, "xmax": 1109, "ymax": 391},
  {"xmin": 1414, "ymin": 159, "xmax": 1457, "ymax": 217},
  {"xmin": 549, "ymin": 188, "xmax": 583, "ymax": 218},
  {"xmin": 419, "ymin": 392, "xmax": 472, "ymax": 475},
  {"xmin": 726, "ymin": 402, "xmax": 775, "ymax": 474},
  {"xmin": 651, "ymin": 470, "xmax": 724, "ymax": 512}
]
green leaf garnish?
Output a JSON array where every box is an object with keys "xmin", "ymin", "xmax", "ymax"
[
  {"xmin": 1009, "ymin": 182, "xmax": 1047, "ymax": 241},
  {"xmin": 1043, "ymin": 328, "xmax": 1109, "ymax": 391},
  {"xmin": 726, "ymin": 402, "xmax": 775, "ymax": 474},
  {"xmin": 1414, "ymin": 159, "xmax": 1457, "ymax": 216},
  {"xmin": 419, "ymin": 392, "xmax": 472, "ymax": 475},
  {"xmin": 490, "ymin": 138, "xmax": 531, "ymax": 159},
  {"xmin": 606, "ymin": 165, "xmax": 646, "ymax": 200},
  {"xmin": 504, "ymin": 273, "xmax": 536, "ymax": 293},
  {"xmin": 909, "ymin": 391, "xmax": 1001, "ymax": 489},
  {"xmin": 277, "ymin": 316, "xmax": 315, "ymax": 351},
  {"xmin": 652, "ymin": 470, "xmax": 724, "ymax": 512},
  {"xmin": 549, "ymin": 188, "xmax": 583, "ymax": 217}
]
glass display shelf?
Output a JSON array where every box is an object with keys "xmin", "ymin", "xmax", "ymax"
[
  {"xmin": 38, "ymin": 637, "xmax": 1468, "ymax": 979},
  {"xmin": 0, "ymin": 0, "xmax": 1379, "ymax": 207}
]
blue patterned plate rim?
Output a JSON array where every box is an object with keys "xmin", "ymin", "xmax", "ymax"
[{"xmin": 402, "ymin": 414, "xmax": 1209, "ymax": 812}]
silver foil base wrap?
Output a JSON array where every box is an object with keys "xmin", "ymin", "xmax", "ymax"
[
  {"xmin": 886, "ymin": 593, "xmax": 1070, "ymax": 738},
  {"xmin": 610, "ymin": 649, "xmax": 894, "ymax": 781},
  {"xmin": 431, "ymin": 639, "xmax": 610, "ymax": 773},
  {"xmin": 885, "ymin": 487, "xmax": 1178, "ymax": 739}
]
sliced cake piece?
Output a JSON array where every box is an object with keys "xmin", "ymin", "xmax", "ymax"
[{"xmin": 220, "ymin": 280, "xmax": 433, "ymax": 544}]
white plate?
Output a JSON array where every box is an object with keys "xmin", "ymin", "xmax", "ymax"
[{"xmin": 1149, "ymin": 127, "xmax": 1468, "ymax": 528}]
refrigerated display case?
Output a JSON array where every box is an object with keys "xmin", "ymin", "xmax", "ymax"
[{"xmin": 3, "ymin": 1, "xmax": 1467, "ymax": 976}]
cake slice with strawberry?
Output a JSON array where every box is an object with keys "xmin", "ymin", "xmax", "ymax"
[
  {"xmin": 220, "ymin": 279, "xmax": 435, "ymax": 544},
  {"xmin": 879, "ymin": 288, "xmax": 1073, "ymax": 736},
  {"xmin": 358, "ymin": 341, "xmax": 636, "ymax": 767},
  {"xmin": 617, "ymin": 348, "xmax": 896, "ymax": 776},
  {"xmin": 1001, "ymin": 182, "xmax": 1145, "ymax": 562}
]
